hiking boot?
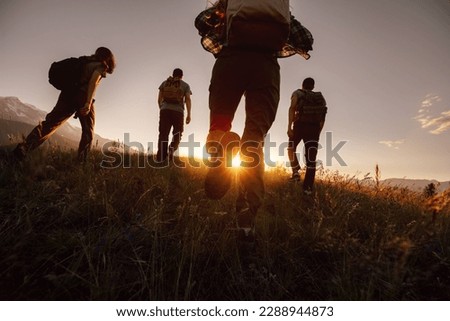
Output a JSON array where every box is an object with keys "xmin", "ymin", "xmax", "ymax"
[
  {"xmin": 13, "ymin": 143, "xmax": 27, "ymax": 161},
  {"xmin": 204, "ymin": 130, "xmax": 240, "ymax": 200},
  {"xmin": 289, "ymin": 172, "xmax": 300, "ymax": 182}
]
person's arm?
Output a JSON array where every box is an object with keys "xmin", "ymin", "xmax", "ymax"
[
  {"xmin": 319, "ymin": 96, "xmax": 327, "ymax": 131},
  {"xmin": 185, "ymin": 93, "xmax": 192, "ymax": 124},
  {"xmin": 78, "ymin": 70, "xmax": 102, "ymax": 116},
  {"xmin": 158, "ymin": 90, "xmax": 164, "ymax": 108},
  {"xmin": 319, "ymin": 116, "xmax": 326, "ymax": 132},
  {"xmin": 287, "ymin": 93, "xmax": 298, "ymax": 138}
]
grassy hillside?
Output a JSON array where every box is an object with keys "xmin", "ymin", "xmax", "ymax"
[
  {"xmin": 0, "ymin": 149, "xmax": 449, "ymax": 300},
  {"xmin": 0, "ymin": 118, "xmax": 123, "ymax": 155}
]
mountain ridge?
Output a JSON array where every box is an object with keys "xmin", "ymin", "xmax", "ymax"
[{"xmin": 381, "ymin": 178, "xmax": 450, "ymax": 193}]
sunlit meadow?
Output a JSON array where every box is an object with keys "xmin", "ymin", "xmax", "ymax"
[{"xmin": 0, "ymin": 147, "xmax": 449, "ymax": 300}]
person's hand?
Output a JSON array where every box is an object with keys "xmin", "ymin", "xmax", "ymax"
[
  {"xmin": 186, "ymin": 114, "xmax": 191, "ymax": 124},
  {"xmin": 79, "ymin": 103, "xmax": 91, "ymax": 117},
  {"xmin": 287, "ymin": 128, "xmax": 294, "ymax": 138}
]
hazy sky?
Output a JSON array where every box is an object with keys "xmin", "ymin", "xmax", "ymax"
[{"xmin": 1, "ymin": 0, "xmax": 449, "ymax": 181}]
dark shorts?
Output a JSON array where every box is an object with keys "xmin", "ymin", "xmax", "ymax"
[{"xmin": 209, "ymin": 48, "xmax": 280, "ymax": 142}]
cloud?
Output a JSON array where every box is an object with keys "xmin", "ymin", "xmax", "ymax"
[
  {"xmin": 415, "ymin": 94, "xmax": 450, "ymax": 135},
  {"xmin": 379, "ymin": 139, "xmax": 405, "ymax": 150},
  {"xmin": 420, "ymin": 94, "xmax": 441, "ymax": 109}
]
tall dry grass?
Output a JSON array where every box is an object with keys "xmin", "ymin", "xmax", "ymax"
[{"xmin": 0, "ymin": 148, "xmax": 449, "ymax": 300}]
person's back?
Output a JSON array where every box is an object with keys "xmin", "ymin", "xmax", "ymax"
[
  {"xmin": 294, "ymin": 88, "xmax": 327, "ymax": 125},
  {"xmin": 159, "ymin": 77, "xmax": 190, "ymax": 113},
  {"xmin": 156, "ymin": 68, "xmax": 192, "ymax": 163},
  {"xmin": 287, "ymin": 77, "xmax": 327, "ymax": 194}
]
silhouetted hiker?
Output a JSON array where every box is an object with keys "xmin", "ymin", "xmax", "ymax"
[
  {"xmin": 13, "ymin": 47, "xmax": 116, "ymax": 162},
  {"xmin": 195, "ymin": 0, "xmax": 313, "ymax": 239},
  {"xmin": 287, "ymin": 77, "xmax": 327, "ymax": 194},
  {"xmin": 156, "ymin": 68, "xmax": 192, "ymax": 163}
]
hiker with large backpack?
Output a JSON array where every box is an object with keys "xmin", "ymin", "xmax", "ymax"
[
  {"xmin": 13, "ymin": 47, "xmax": 116, "ymax": 162},
  {"xmin": 156, "ymin": 68, "xmax": 192, "ymax": 163},
  {"xmin": 287, "ymin": 77, "xmax": 327, "ymax": 194},
  {"xmin": 195, "ymin": 0, "xmax": 314, "ymax": 239}
]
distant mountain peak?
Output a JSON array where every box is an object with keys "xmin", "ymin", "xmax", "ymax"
[
  {"xmin": 1, "ymin": 96, "xmax": 40, "ymax": 110},
  {"xmin": 382, "ymin": 178, "xmax": 450, "ymax": 192},
  {"xmin": 0, "ymin": 96, "xmax": 46, "ymax": 124}
]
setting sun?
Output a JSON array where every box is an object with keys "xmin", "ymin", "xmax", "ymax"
[{"xmin": 232, "ymin": 154, "xmax": 241, "ymax": 168}]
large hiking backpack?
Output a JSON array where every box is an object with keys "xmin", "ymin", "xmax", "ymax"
[
  {"xmin": 226, "ymin": 0, "xmax": 290, "ymax": 51},
  {"xmin": 297, "ymin": 90, "xmax": 328, "ymax": 123},
  {"xmin": 48, "ymin": 56, "xmax": 88, "ymax": 91},
  {"xmin": 195, "ymin": 0, "xmax": 314, "ymax": 59},
  {"xmin": 161, "ymin": 77, "xmax": 184, "ymax": 104}
]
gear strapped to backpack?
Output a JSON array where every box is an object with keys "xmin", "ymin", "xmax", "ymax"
[
  {"xmin": 296, "ymin": 90, "xmax": 328, "ymax": 123},
  {"xmin": 195, "ymin": 0, "xmax": 314, "ymax": 59},
  {"xmin": 48, "ymin": 56, "xmax": 89, "ymax": 91},
  {"xmin": 161, "ymin": 77, "xmax": 184, "ymax": 104}
]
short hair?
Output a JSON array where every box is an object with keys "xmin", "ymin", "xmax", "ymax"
[
  {"xmin": 173, "ymin": 68, "xmax": 183, "ymax": 78},
  {"xmin": 302, "ymin": 77, "xmax": 315, "ymax": 90},
  {"xmin": 95, "ymin": 47, "xmax": 116, "ymax": 74}
]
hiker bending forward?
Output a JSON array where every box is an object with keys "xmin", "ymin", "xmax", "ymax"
[
  {"xmin": 287, "ymin": 77, "xmax": 327, "ymax": 194},
  {"xmin": 156, "ymin": 68, "xmax": 192, "ymax": 162},
  {"xmin": 14, "ymin": 47, "xmax": 116, "ymax": 162}
]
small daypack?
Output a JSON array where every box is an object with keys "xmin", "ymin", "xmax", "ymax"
[
  {"xmin": 226, "ymin": 0, "xmax": 290, "ymax": 51},
  {"xmin": 48, "ymin": 56, "xmax": 88, "ymax": 91},
  {"xmin": 161, "ymin": 77, "xmax": 184, "ymax": 104},
  {"xmin": 296, "ymin": 90, "xmax": 328, "ymax": 123}
]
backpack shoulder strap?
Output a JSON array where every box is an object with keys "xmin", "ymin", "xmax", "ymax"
[{"xmin": 164, "ymin": 76, "xmax": 174, "ymax": 86}]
